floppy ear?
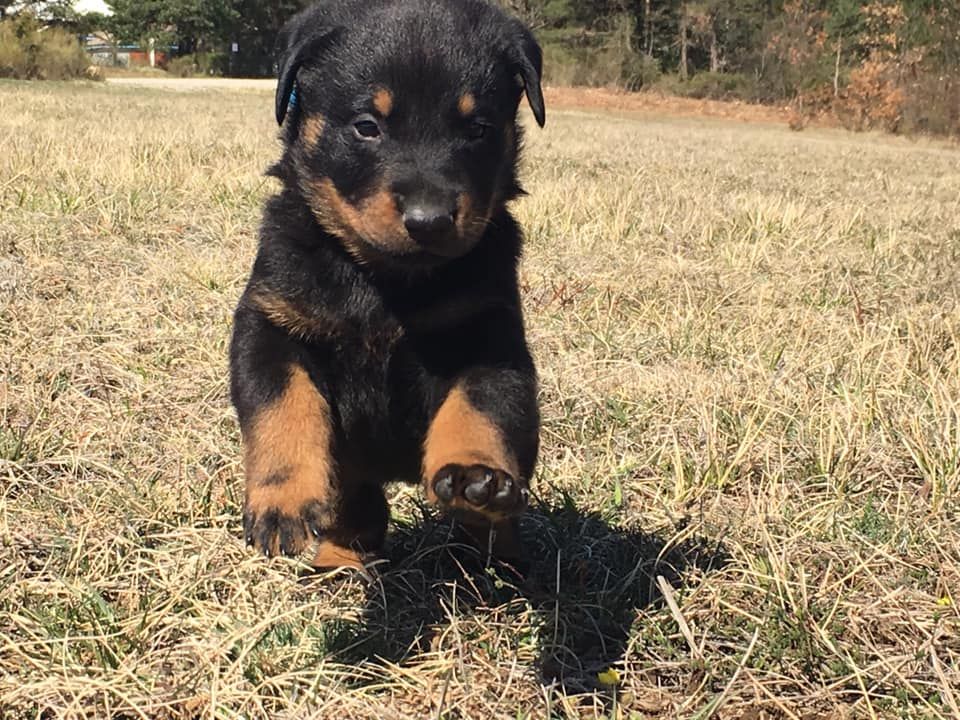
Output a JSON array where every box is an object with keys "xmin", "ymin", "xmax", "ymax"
[
  {"xmin": 275, "ymin": 16, "xmax": 339, "ymax": 125},
  {"xmin": 512, "ymin": 23, "xmax": 545, "ymax": 128}
]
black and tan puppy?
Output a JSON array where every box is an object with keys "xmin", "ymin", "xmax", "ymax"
[{"xmin": 230, "ymin": 0, "xmax": 544, "ymax": 568}]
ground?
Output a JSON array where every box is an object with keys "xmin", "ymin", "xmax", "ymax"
[{"xmin": 0, "ymin": 80, "xmax": 958, "ymax": 719}]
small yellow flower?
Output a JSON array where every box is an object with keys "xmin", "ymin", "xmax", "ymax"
[
  {"xmin": 597, "ymin": 668, "xmax": 620, "ymax": 686},
  {"xmin": 936, "ymin": 596, "xmax": 952, "ymax": 607}
]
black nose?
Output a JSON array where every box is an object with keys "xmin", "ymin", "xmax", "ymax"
[{"xmin": 402, "ymin": 205, "xmax": 455, "ymax": 246}]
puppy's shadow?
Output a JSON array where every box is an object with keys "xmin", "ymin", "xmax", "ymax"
[{"xmin": 327, "ymin": 496, "xmax": 728, "ymax": 696}]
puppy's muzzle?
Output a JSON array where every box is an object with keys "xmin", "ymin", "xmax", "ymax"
[
  {"xmin": 394, "ymin": 187, "xmax": 463, "ymax": 256},
  {"xmin": 403, "ymin": 203, "xmax": 456, "ymax": 247}
]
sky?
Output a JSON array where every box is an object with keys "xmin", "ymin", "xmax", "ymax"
[{"xmin": 74, "ymin": 0, "xmax": 111, "ymax": 13}]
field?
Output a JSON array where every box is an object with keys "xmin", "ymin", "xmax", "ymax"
[{"xmin": 1, "ymin": 80, "xmax": 958, "ymax": 719}]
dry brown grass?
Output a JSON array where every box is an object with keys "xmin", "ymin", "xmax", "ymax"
[{"xmin": 1, "ymin": 80, "xmax": 958, "ymax": 719}]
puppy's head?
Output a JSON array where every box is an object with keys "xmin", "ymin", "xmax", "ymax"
[{"xmin": 273, "ymin": 0, "xmax": 544, "ymax": 268}]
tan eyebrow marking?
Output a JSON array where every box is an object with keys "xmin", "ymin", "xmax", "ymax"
[
  {"xmin": 458, "ymin": 92, "xmax": 476, "ymax": 116},
  {"xmin": 373, "ymin": 88, "xmax": 393, "ymax": 117}
]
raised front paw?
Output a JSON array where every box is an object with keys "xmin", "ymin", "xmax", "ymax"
[
  {"xmin": 243, "ymin": 485, "xmax": 332, "ymax": 558},
  {"xmin": 431, "ymin": 463, "xmax": 530, "ymax": 519}
]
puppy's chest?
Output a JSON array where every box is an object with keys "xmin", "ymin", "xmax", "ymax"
[
  {"xmin": 261, "ymin": 269, "xmax": 493, "ymax": 364},
  {"xmin": 333, "ymin": 315, "xmax": 405, "ymax": 358}
]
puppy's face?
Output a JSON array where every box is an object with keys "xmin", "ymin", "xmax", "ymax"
[{"xmin": 274, "ymin": 0, "xmax": 544, "ymax": 268}]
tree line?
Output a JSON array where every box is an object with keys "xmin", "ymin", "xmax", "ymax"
[
  {"xmin": 508, "ymin": 0, "xmax": 959, "ymax": 133},
  {"xmin": 103, "ymin": 0, "xmax": 308, "ymax": 75},
  {"xmin": 2, "ymin": 1, "xmax": 957, "ymax": 134}
]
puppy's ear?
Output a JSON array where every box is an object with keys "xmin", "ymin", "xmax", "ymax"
[
  {"xmin": 275, "ymin": 13, "xmax": 339, "ymax": 125},
  {"xmin": 510, "ymin": 23, "xmax": 545, "ymax": 128}
]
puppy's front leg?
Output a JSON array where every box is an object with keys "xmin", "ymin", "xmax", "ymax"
[
  {"xmin": 422, "ymin": 368, "xmax": 539, "ymax": 558},
  {"xmin": 231, "ymin": 307, "xmax": 387, "ymax": 568}
]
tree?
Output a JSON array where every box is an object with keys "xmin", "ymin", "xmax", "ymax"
[
  {"xmin": 105, "ymin": 0, "xmax": 310, "ymax": 73},
  {"xmin": 762, "ymin": 0, "xmax": 830, "ymax": 96},
  {"xmin": 105, "ymin": 1, "xmax": 166, "ymax": 46},
  {"xmin": 107, "ymin": 0, "xmax": 237, "ymax": 55},
  {"xmin": 226, "ymin": 0, "xmax": 312, "ymax": 76}
]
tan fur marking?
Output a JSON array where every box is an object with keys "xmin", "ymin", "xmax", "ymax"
[
  {"xmin": 312, "ymin": 540, "xmax": 365, "ymax": 569},
  {"xmin": 301, "ymin": 114, "xmax": 325, "ymax": 150},
  {"xmin": 248, "ymin": 290, "xmax": 338, "ymax": 340},
  {"xmin": 362, "ymin": 188, "xmax": 405, "ymax": 239},
  {"xmin": 455, "ymin": 191, "xmax": 491, "ymax": 246},
  {"xmin": 458, "ymin": 92, "xmax": 476, "ymax": 116},
  {"xmin": 305, "ymin": 178, "xmax": 415, "ymax": 259},
  {"xmin": 422, "ymin": 385, "xmax": 519, "ymax": 505},
  {"xmin": 373, "ymin": 88, "xmax": 393, "ymax": 116},
  {"xmin": 305, "ymin": 178, "xmax": 356, "ymax": 245},
  {"xmin": 244, "ymin": 365, "xmax": 333, "ymax": 554}
]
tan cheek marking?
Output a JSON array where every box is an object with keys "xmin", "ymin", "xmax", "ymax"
[
  {"xmin": 305, "ymin": 178, "xmax": 361, "ymax": 250},
  {"xmin": 248, "ymin": 289, "xmax": 339, "ymax": 340},
  {"xmin": 458, "ymin": 92, "xmax": 476, "ymax": 116},
  {"xmin": 455, "ymin": 191, "xmax": 491, "ymax": 242},
  {"xmin": 361, "ymin": 188, "xmax": 405, "ymax": 241},
  {"xmin": 456, "ymin": 192, "xmax": 473, "ymax": 230},
  {"xmin": 373, "ymin": 88, "xmax": 393, "ymax": 117},
  {"xmin": 300, "ymin": 114, "xmax": 325, "ymax": 150},
  {"xmin": 422, "ymin": 384, "xmax": 519, "ymax": 506},
  {"xmin": 306, "ymin": 178, "xmax": 410, "ymax": 257},
  {"xmin": 244, "ymin": 366, "xmax": 335, "ymax": 548}
]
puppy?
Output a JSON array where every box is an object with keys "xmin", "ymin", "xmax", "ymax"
[{"xmin": 229, "ymin": 0, "xmax": 545, "ymax": 568}]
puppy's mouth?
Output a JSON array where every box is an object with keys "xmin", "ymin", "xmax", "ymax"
[
  {"xmin": 345, "ymin": 224, "xmax": 482, "ymax": 268},
  {"xmin": 304, "ymin": 178, "xmax": 489, "ymax": 265}
]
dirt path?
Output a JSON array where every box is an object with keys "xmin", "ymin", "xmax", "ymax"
[
  {"xmin": 544, "ymin": 86, "xmax": 794, "ymax": 125},
  {"xmin": 107, "ymin": 77, "xmax": 274, "ymax": 91},
  {"xmin": 106, "ymin": 76, "xmax": 796, "ymax": 126}
]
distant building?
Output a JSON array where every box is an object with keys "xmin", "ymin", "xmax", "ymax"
[{"xmin": 84, "ymin": 33, "xmax": 168, "ymax": 67}]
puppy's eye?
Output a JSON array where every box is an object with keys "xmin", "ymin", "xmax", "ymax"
[
  {"xmin": 353, "ymin": 116, "xmax": 382, "ymax": 140},
  {"xmin": 466, "ymin": 120, "xmax": 489, "ymax": 141}
]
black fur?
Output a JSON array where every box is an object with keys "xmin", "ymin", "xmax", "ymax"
[{"xmin": 230, "ymin": 0, "xmax": 544, "ymax": 563}]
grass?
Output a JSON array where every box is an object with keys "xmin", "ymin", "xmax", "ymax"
[{"xmin": 1, "ymin": 79, "xmax": 958, "ymax": 719}]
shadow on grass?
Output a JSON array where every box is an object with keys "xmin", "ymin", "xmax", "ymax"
[{"xmin": 323, "ymin": 496, "xmax": 728, "ymax": 702}]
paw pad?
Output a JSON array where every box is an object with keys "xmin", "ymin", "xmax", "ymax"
[{"xmin": 432, "ymin": 463, "xmax": 529, "ymax": 517}]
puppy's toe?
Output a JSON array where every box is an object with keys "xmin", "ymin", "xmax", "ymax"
[{"xmin": 431, "ymin": 463, "xmax": 528, "ymax": 518}]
